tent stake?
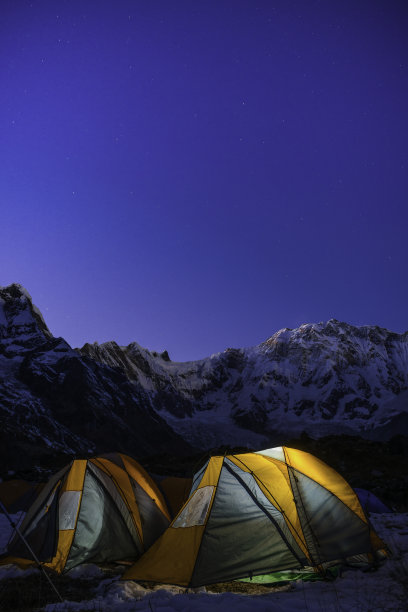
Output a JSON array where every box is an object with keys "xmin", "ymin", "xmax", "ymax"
[{"xmin": 0, "ymin": 499, "xmax": 63, "ymax": 603}]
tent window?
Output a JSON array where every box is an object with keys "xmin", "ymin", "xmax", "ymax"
[
  {"xmin": 59, "ymin": 491, "xmax": 81, "ymax": 530},
  {"xmin": 173, "ymin": 486, "xmax": 214, "ymax": 529},
  {"xmin": 255, "ymin": 447, "xmax": 285, "ymax": 462}
]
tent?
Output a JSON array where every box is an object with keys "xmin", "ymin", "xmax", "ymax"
[
  {"xmin": 123, "ymin": 447, "xmax": 385, "ymax": 587},
  {"xmin": 1, "ymin": 454, "xmax": 170, "ymax": 573}
]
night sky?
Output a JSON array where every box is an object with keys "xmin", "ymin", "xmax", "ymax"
[{"xmin": 1, "ymin": 1, "xmax": 407, "ymax": 361}]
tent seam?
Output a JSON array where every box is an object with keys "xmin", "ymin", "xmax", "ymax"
[
  {"xmin": 287, "ymin": 462, "xmax": 371, "ymax": 528},
  {"xmin": 62, "ymin": 461, "xmax": 87, "ymax": 573},
  {"xmin": 88, "ymin": 461, "xmax": 143, "ymax": 552},
  {"xmin": 223, "ymin": 461, "xmax": 305, "ymax": 567},
  {"xmin": 288, "ymin": 465, "xmax": 376, "ymax": 558},
  {"xmin": 189, "ymin": 456, "xmax": 225, "ymax": 588},
  {"xmin": 230, "ymin": 454, "xmax": 309, "ymax": 560},
  {"xmin": 91, "ymin": 458, "xmax": 141, "ymax": 539}
]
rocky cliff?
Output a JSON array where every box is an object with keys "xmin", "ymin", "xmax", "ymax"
[
  {"xmin": 0, "ymin": 284, "xmax": 189, "ymax": 473},
  {"xmin": 1, "ymin": 283, "xmax": 407, "ymax": 474},
  {"xmin": 79, "ymin": 320, "xmax": 408, "ymax": 448}
]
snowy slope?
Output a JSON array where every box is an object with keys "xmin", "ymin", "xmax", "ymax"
[
  {"xmin": 80, "ymin": 321, "xmax": 408, "ymax": 447},
  {"xmin": 0, "ymin": 285, "xmax": 189, "ymax": 474},
  {"xmin": 1, "ymin": 511, "xmax": 407, "ymax": 611},
  {"xmin": 1, "ymin": 283, "xmax": 408, "ymax": 468}
]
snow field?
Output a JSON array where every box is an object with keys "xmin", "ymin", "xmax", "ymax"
[{"xmin": 0, "ymin": 512, "xmax": 407, "ymax": 611}]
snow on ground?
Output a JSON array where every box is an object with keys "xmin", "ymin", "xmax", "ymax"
[{"xmin": 0, "ymin": 512, "xmax": 407, "ymax": 611}]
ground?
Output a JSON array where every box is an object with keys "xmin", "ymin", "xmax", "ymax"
[{"xmin": 0, "ymin": 512, "xmax": 407, "ymax": 611}]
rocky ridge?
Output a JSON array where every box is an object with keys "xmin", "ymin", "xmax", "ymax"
[
  {"xmin": 0, "ymin": 284, "xmax": 189, "ymax": 473},
  {"xmin": 79, "ymin": 320, "xmax": 408, "ymax": 448},
  {"xmin": 1, "ymin": 283, "xmax": 407, "ymax": 473}
]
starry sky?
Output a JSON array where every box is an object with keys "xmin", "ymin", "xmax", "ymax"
[{"xmin": 1, "ymin": 0, "xmax": 407, "ymax": 361}]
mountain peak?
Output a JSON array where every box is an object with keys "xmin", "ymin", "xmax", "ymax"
[
  {"xmin": 260, "ymin": 319, "xmax": 403, "ymax": 352},
  {"xmin": 0, "ymin": 283, "xmax": 52, "ymax": 353},
  {"xmin": 1, "ymin": 284, "xmax": 407, "ymax": 467}
]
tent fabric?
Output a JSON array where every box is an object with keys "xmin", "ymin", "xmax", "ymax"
[
  {"xmin": 123, "ymin": 447, "xmax": 385, "ymax": 588},
  {"xmin": 98, "ymin": 453, "xmax": 170, "ymax": 521},
  {"xmin": 67, "ymin": 468, "xmax": 138, "ymax": 570},
  {"xmin": 1, "ymin": 454, "xmax": 170, "ymax": 573},
  {"xmin": 131, "ymin": 479, "xmax": 170, "ymax": 549}
]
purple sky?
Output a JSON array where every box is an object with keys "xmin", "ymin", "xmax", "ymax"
[{"xmin": 1, "ymin": 1, "xmax": 407, "ymax": 361}]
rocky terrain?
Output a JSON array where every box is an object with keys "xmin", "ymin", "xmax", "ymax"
[
  {"xmin": 1, "ymin": 283, "xmax": 407, "ymax": 474},
  {"xmin": 0, "ymin": 284, "xmax": 189, "ymax": 474},
  {"xmin": 79, "ymin": 316, "xmax": 408, "ymax": 449}
]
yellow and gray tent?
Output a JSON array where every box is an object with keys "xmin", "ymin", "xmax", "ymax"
[
  {"xmin": 1, "ymin": 453, "xmax": 170, "ymax": 573},
  {"xmin": 124, "ymin": 446, "xmax": 384, "ymax": 587}
]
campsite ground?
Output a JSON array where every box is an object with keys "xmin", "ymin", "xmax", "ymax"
[
  {"xmin": 1, "ymin": 435, "xmax": 407, "ymax": 611},
  {"xmin": 0, "ymin": 511, "xmax": 407, "ymax": 611}
]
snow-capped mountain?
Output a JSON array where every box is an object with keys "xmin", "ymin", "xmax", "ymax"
[
  {"xmin": 80, "ymin": 320, "xmax": 408, "ymax": 448},
  {"xmin": 0, "ymin": 284, "xmax": 189, "ymax": 473},
  {"xmin": 1, "ymin": 283, "xmax": 407, "ymax": 473}
]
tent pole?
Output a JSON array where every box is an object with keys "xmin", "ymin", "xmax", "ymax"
[{"xmin": 0, "ymin": 499, "xmax": 63, "ymax": 603}]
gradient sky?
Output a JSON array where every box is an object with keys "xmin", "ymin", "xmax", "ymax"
[{"xmin": 1, "ymin": 0, "xmax": 407, "ymax": 361}]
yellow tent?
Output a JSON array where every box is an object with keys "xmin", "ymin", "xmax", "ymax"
[
  {"xmin": 2, "ymin": 453, "xmax": 170, "ymax": 573},
  {"xmin": 124, "ymin": 447, "xmax": 384, "ymax": 587}
]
